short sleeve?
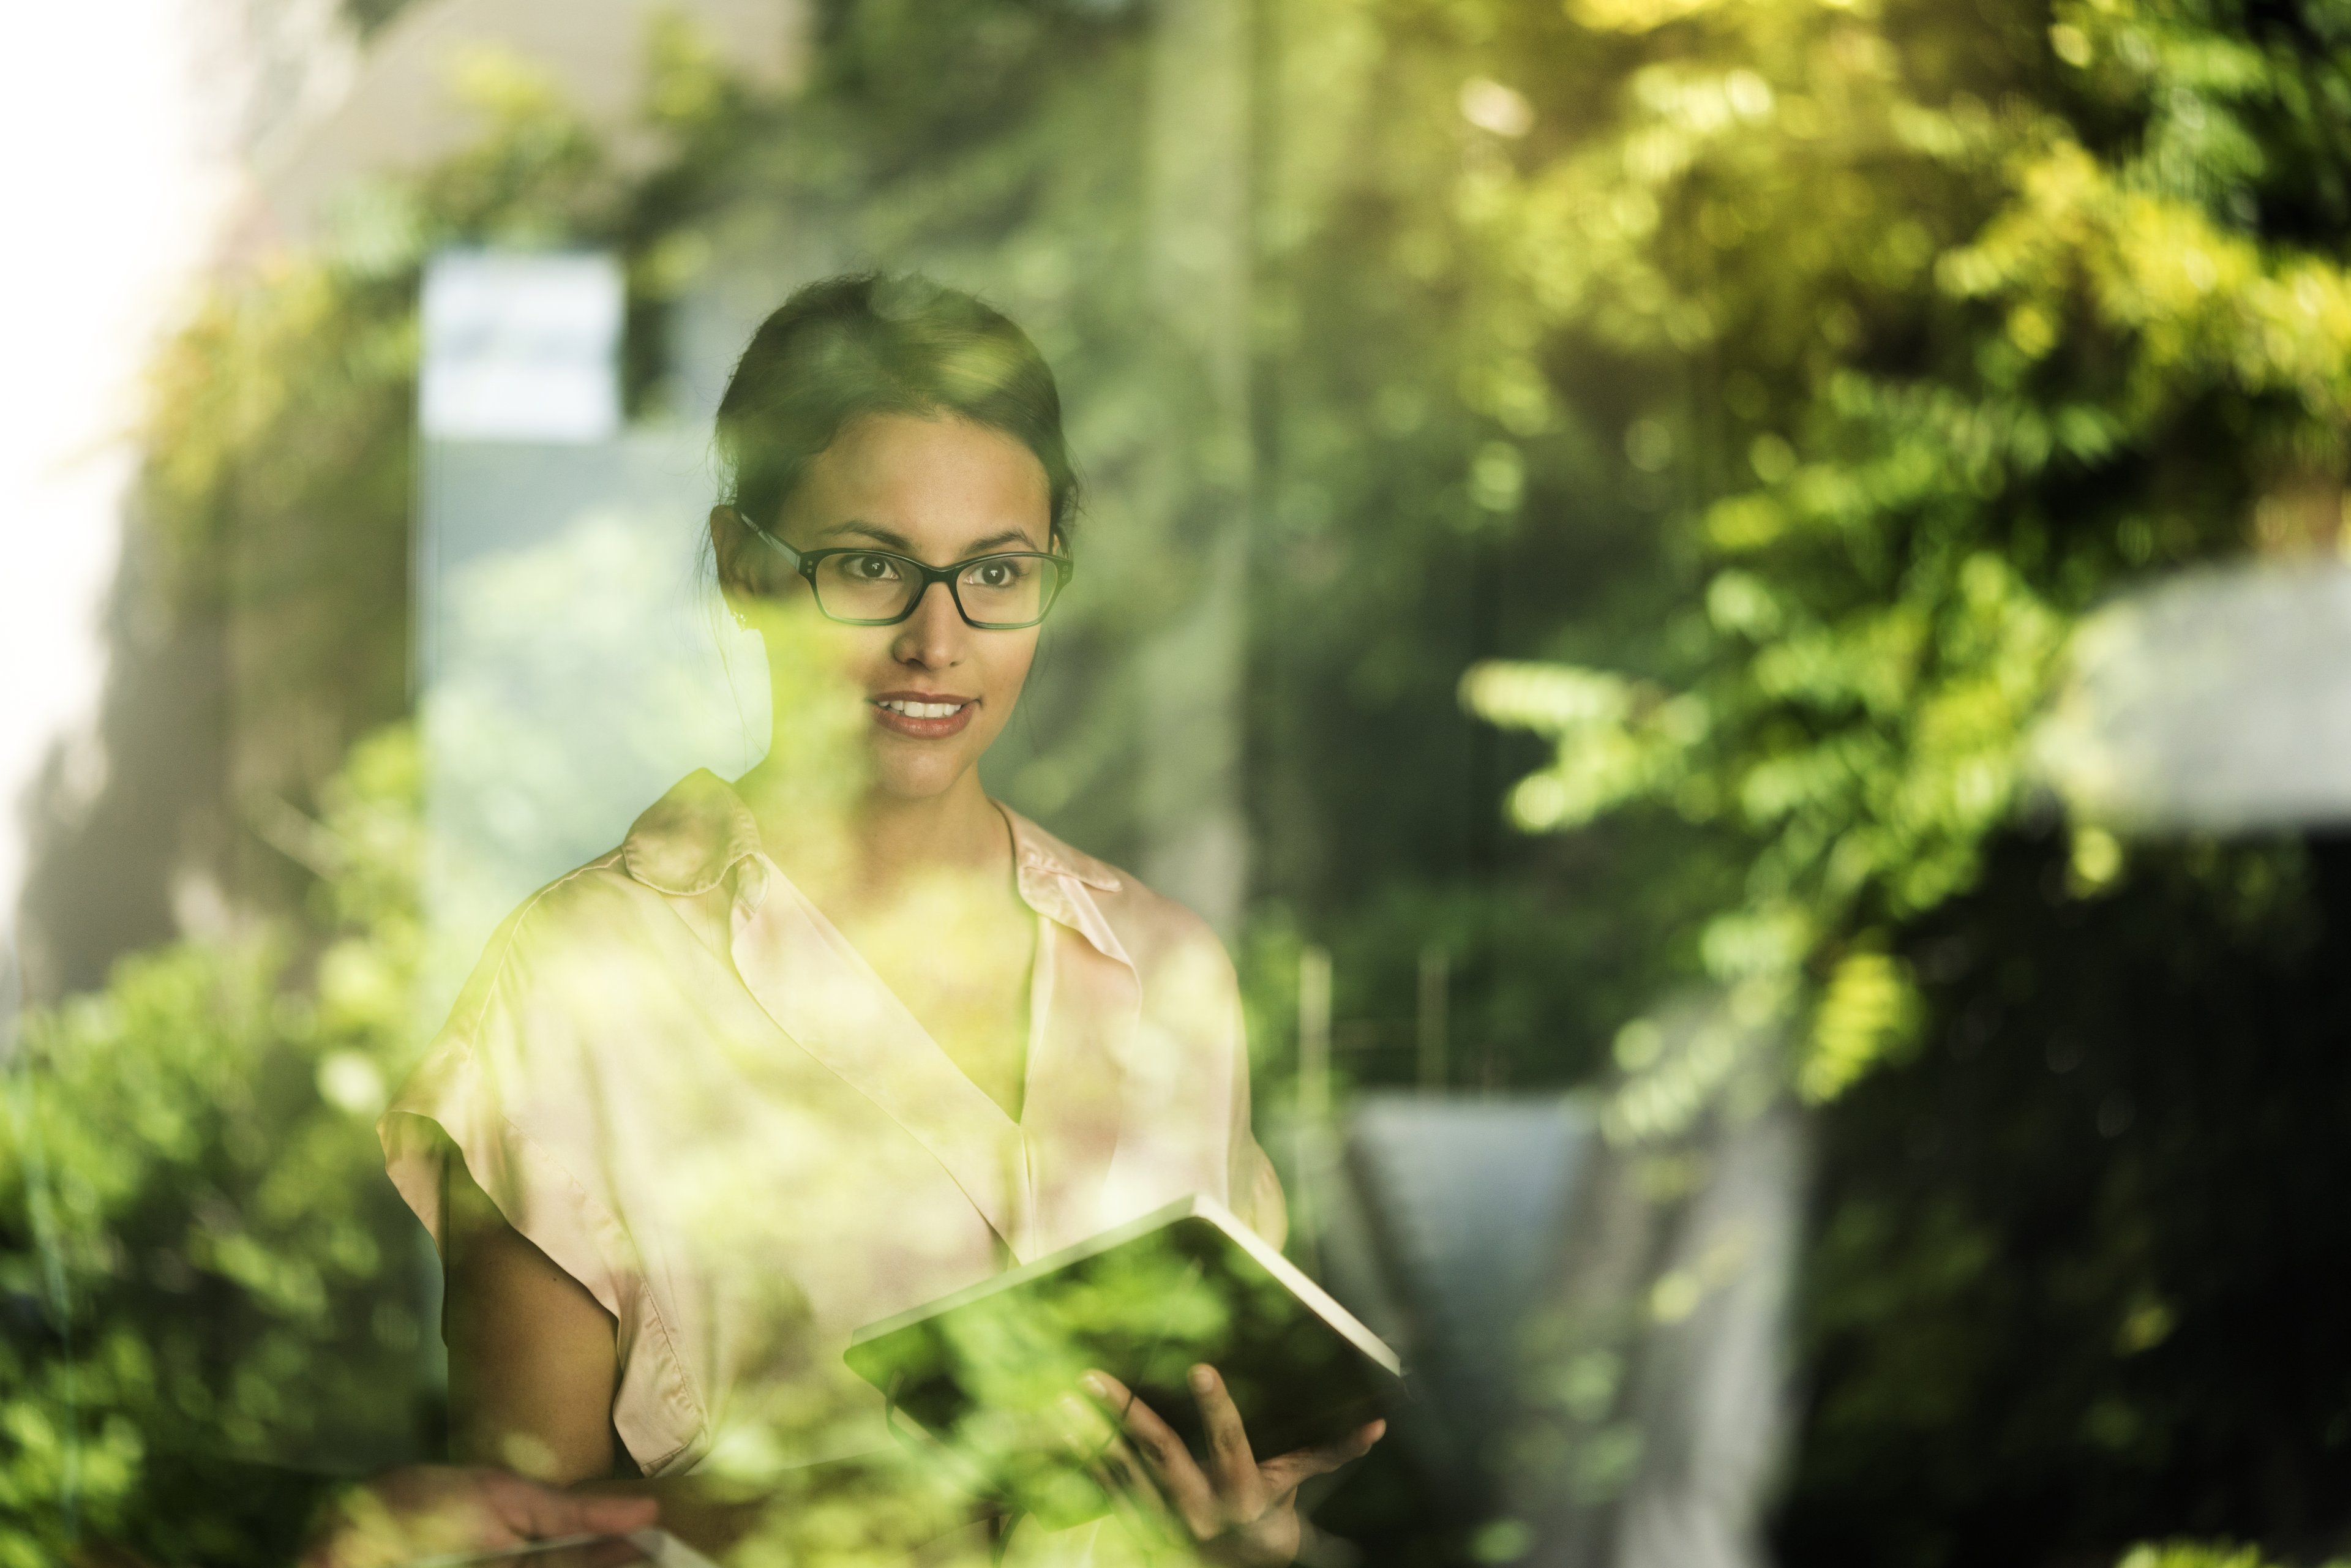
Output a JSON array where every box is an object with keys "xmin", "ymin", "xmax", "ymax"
[
  {"xmin": 377, "ymin": 885, "xmax": 712, "ymax": 1475},
  {"xmin": 378, "ymin": 1038, "xmax": 627, "ymax": 1322}
]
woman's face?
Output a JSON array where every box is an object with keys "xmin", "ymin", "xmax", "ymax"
[{"xmin": 730, "ymin": 412, "xmax": 1055, "ymax": 805}]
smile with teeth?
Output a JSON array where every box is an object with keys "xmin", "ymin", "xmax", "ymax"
[{"xmin": 874, "ymin": 698, "xmax": 970, "ymax": 718}]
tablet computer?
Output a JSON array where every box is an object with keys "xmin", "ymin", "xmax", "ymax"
[
  {"xmin": 403, "ymin": 1529, "xmax": 718, "ymax": 1568},
  {"xmin": 846, "ymin": 1193, "xmax": 1403, "ymax": 1520}
]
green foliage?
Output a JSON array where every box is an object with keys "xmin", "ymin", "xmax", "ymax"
[
  {"xmin": 1453, "ymin": 0, "xmax": 2351, "ymax": 1108},
  {"xmin": 0, "ymin": 729, "xmax": 428, "ymax": 1563},
  {"xmin": 26, "ymin": 1, "xmax": 2351, "ymax": 1562},
  {"xmin": 2, "ymin": 47, "xmax": 629, "ymax": 1568},
  {"xmin": 2117, "ymin": 1544, "xmax": 2350, "ymax": 1568}
]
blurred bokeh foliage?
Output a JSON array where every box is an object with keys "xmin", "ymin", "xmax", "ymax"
[
  {"xmin": 10, "ymin": 0, "xmax": 2351, "ymax": 1562},
  {"xmin": 1419, "ymin": 0, "xmax": 2351, "ymax": 1558},
  {"xmin": 1453, "ymin": 0, "xmax": 2351, "ymax": 1111},
  {"xmin": 1, "ymin": 729, "xmax": 427, "ymax": 1566}
]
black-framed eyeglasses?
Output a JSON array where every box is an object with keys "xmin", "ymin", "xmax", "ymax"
[{"xmin": 744, "ymin": 519, "xmax": 1073, "ymax": 630}]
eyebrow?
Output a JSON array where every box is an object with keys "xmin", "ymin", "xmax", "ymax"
[{"xmin": 815, "ymin": 519, "xmax": 1046, "ymax": 555}]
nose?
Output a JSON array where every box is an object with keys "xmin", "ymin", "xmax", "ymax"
[{"xmin": 890, "ymin": 579, "xmax": 967, "ymax": 669}]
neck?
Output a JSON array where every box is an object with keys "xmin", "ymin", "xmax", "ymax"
[
  {"xmin": 852, "ymin": 774, "xmax": 1007, "ymax": 891},
  {"xmin": 739, "ymin": 759, "xmax": 1009, "ymax": 912}
]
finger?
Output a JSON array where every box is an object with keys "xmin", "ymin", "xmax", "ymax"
[
  {"xmin": 1093, "ymin": 1436, "xmax": 1175, "ymax": 1536},
  {"xmin": 1090, "ymin": 1449, "xmax": 1176, "ymax": 1552},
  {"xmin": 1083, "ymin": 1370, "xmax": 1221, "ymax": 1539},
  {"xmin": 569, "ymin": 1493, "xmax": 662, "ymax": 1536},
  {"xmin": 1258, "ymin": 1419, "xmax": 1387, "ymax": 1498},
  {"xmin": 1188, "ymin": 1364, "xmax": 1265, "ymax": 1518},
  {"xmin": 1078, "ymin": 1428, "xmax": 1179, "ymax": 1553},
  {"xmin": 1079, "ymin": 1368, "xmax": 1138, "ymax": 1422},
  {"xmin": 1105, "ymin": 1435, "xmax": 1164, "ymax": 1509},
  {"xmin": 487, "ymin": 1472, "xmax": 659, "ymax": 1542},
  {"xmin": 1084, "ymin": 1372, "xmax": 1213, "ymax": 1526},
  {"xmin": 1057, "ymin": 1394, "xmax": 1119, "ymax": 1461}
]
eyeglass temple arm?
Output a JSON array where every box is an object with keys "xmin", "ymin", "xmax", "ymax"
[{"xmin": 739, "ymin": 512, "xmax": 808, "ymax": 572}]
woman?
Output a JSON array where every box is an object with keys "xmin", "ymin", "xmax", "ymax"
[{"xmin": 381, "ymin": 274, "xmax": 1379, "ymax": 1563}]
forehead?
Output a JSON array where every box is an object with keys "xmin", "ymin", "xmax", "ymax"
[{"xmin": 792, "ymin": 412, "xmax": 1051, "ymax": 550}]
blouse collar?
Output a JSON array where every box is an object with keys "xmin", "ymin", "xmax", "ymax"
[{"xmin": 620, "ymin": 770, "xmax": 763, "ymax": 896}]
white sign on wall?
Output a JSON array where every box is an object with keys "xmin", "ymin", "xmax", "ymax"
[{"xmin": 419, "ymin": 250, "xmax": 623, "ymax": 443}]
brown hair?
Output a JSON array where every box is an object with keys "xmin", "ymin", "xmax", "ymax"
[{"xmin": 714, "ymin": 272, "xmax": 1079, "ymax": 544}]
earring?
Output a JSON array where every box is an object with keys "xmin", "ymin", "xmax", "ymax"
[{"xmin": 731, "ymin": 607, "xmax": 750, "ymax": 629}]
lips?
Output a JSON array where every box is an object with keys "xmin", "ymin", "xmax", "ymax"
[{"xmin": 869, "ymin": 691, "xmax": 978, "ymax": 740}]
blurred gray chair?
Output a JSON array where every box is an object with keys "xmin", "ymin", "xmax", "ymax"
[{"xmin": 1313, "ymin": 1084, "xmax": 1801, "ymax": 1568}]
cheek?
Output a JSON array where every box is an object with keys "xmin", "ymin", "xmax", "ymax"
[
  {"xmin": 764, "ymin": 615, "xmax": 894, "ymax": 700},
  {"xmin": 820, "ymin": 623, "xmax": 898, "ymax": 680},
  {"xmin": 981, "ymin": 632, "xmax": 1041, "ymax": 704}
]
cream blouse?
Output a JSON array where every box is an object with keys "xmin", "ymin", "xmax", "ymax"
[{"xmin": 380, "ymin": 770, "xmax": 1286, "ymax": 1479}]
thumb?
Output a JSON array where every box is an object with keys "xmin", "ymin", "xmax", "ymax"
[{"xmin": 1258, "ymin": 1420, "xmax": 1385, "ymax": 1496}]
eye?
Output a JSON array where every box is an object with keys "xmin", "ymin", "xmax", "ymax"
[
  {"xmin": 966, "ymin": 558, "xmax": 1029, "ymax": 588},
  {"xmin": 840, "ymin": 552, "xmax": 902, "ymax": 581}
]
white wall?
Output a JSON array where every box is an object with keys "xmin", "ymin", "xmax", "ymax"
[{"xmin": 0, "ymin": 1, "xmax": 239, "ymax": 971}]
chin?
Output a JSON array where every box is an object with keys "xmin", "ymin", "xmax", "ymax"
[{"xmin": 868, "ymin": 756, "xmax": 969, "ymax": 803}]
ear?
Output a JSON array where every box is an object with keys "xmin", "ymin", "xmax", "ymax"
[{"xmin": 710, "ymin": 505, "xmax": 754, "ymax": 599}]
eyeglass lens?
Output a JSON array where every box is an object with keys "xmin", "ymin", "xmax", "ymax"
[{"xmin": 811, "ymin": 552, "xmax": 1057, "ymax": 626}]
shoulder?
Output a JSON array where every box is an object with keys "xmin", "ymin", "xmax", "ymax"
[
  {"xmin": 996, "ymin": 803, "xmax": 1237, "ymax": 996},
  {"xmin": 463, "ymin": 767, "xmax": 754, "ymax": 1007},
  {"xmin": 1096, "ymin": 866, "xmax": 1234, "ymax": 988},
  {"xmin": 442, "ymin": 848, "xmax": 663, "ymax": 1035},
  {"xmin": 495, "ymin": 846, "xmax": 659, "ymax": 945},
  {"xmin": 446, "ymin": 765, "xmax": 756, "ymax": 1040}
]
